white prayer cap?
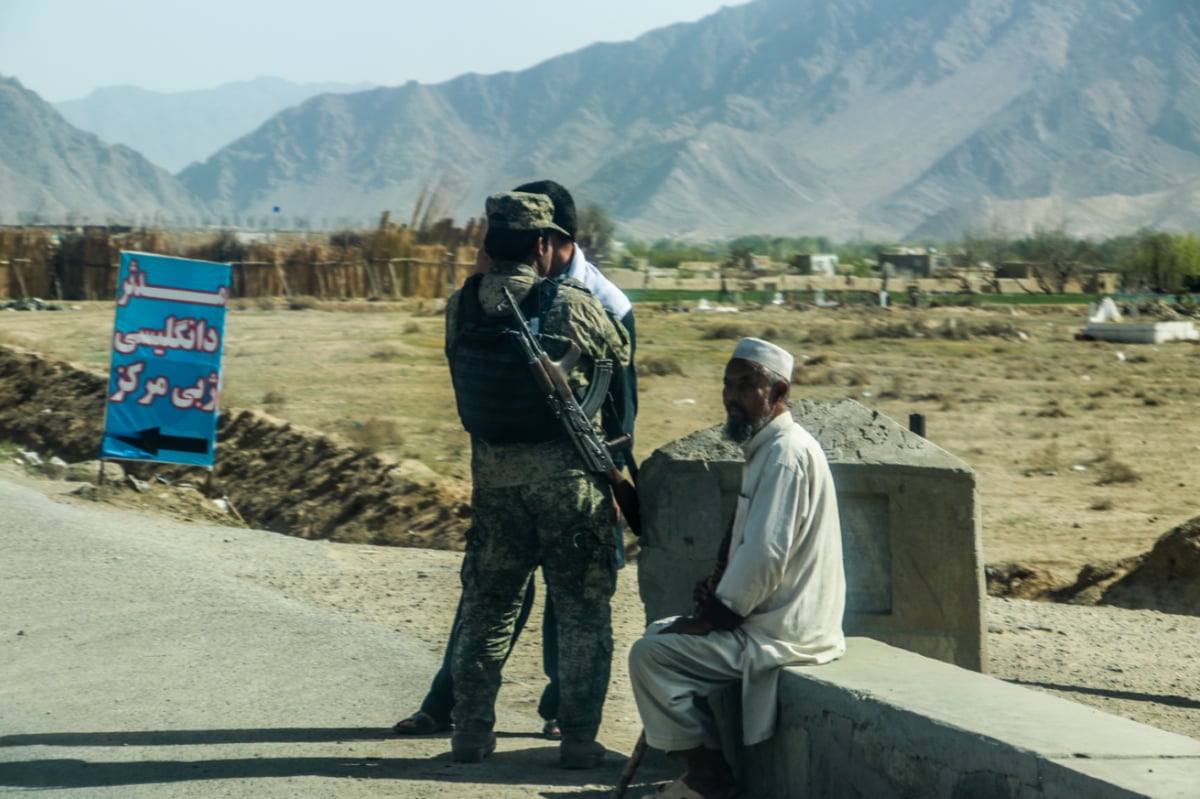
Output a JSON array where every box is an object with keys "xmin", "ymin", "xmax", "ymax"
[{"xmin": 731, "ymin": 337, "xmax": 794, "ymax": 381}]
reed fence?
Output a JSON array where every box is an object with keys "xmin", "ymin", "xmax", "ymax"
[{"xmin": 0, "ymin": 225, "xmax": 481, "ymax": 302}]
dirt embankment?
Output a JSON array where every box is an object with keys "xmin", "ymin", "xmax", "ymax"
[
  {"xmin": 0, "ymin": 345, "xmax": 471, "ymax": 550},
  {"xmin": 986, "ymin": 514, "xmax": 1200, "ymax": 616},
  {"xmin": 4, "ymin": 344, "xmax": 1200, "ymax": 617}
]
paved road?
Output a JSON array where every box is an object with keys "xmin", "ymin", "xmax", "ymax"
[{"xmin": 0, "ymin": 476, "xmax": 662, "ymax": 798}]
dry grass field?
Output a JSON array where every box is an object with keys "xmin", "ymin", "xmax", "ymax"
[{"xmin": 3, "ymin": 297, "xmax": 1198, "ymax": 584}]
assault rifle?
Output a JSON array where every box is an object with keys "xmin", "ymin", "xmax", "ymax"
[{"xmin": 501, "ymin": 286, "xmax": 642, "ymax": 536}]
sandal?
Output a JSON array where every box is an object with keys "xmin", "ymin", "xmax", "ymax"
[
  {"xmin": 542, "ymin": 719, "xmax": 562, "ymax": 740},
  {"xmin": 392, "ymin": 710, "xmax": 452, "ymax": 735},
  {"xmin": 646, "ymin": 779, "xmax": 705, "ymax": 799},
  {"xmin": 647, "ymin": 777, "xmax": 737, "ymax": 799}
]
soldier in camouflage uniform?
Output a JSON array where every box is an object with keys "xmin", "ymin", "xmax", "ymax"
[{"xmin": 445, "ymin": 192, "xmax": 631, "ymax": 768}]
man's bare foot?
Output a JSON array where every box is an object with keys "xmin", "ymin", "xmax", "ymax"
[{"xmin": 644, "ymin": 773, "xmax": 733, "ymax": 799}]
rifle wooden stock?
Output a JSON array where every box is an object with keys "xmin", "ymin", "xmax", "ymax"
[{"xmin": 608, "ymin": 467, "xmax": 642, "ymax": 537}]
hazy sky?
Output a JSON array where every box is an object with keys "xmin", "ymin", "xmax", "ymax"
[{"xmin": 0, "ymin": 0, "xmax": 748, "ymax": 102}]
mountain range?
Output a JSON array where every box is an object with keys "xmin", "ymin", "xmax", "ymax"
[
  {"xmin": 53, "ymin": 77, "xmax": 374, "ymax": 173},
  {"xmin": 4, "ymin": 0, "xmax": 1200, "ymax": 241},
  {"xmin": 0, "ymin": 77, "xmax": 204, "ymax": 225}
]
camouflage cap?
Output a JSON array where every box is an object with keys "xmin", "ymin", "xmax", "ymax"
[{"xmin": 485, "ymin": 192, "xmax": 570, "ymax": 237}]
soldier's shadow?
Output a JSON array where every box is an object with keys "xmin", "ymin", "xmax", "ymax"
[{"xmin": 0, "ymin": 727, "xmax": 676, "ymax": 793}]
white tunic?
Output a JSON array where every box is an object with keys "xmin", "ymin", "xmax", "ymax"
[
  {"xmin": 562, "ymin": 245, "xmax": 632, "ymax": 320},
  {"xmin": 716, "ymin": 411, "xmax": 846, "ymax": 744}
]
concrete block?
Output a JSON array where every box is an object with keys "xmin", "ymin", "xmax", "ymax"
[
  {"xmin": 1083, "ymin": 321, "xmax": 1199, "ymax": 343},
  {"xmin": 636, "ymin": 429, "xmax": 742, "ymax": 622}
]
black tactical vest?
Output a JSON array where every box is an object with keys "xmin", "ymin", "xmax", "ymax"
[{"xmin": 448, "ymin": 275, "xmax": 567, "ymax": 444}]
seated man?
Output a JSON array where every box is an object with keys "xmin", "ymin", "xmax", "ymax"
[{"xmin": 628, "ymin": 338, "xmax": 846, "ymax": 799}]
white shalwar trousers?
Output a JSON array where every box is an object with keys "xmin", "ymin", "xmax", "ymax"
[{"xmin": 627, "ymin": 619, "xmax": 748, "ymax": 752}]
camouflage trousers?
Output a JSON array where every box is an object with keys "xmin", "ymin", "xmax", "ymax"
[{"xmin": 451, "ymin": 472, "xmax": 617, "ymax": 741}]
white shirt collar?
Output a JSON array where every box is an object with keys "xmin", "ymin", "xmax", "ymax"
[{"xmin": 744, "ymin": 410, "xmax": 793, "ymax": 458}]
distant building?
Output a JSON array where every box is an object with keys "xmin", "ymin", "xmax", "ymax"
[
  {"xmin": 995, "ymin": 261, "xmax": 1036, "ymax": 279},
  {"xmin": 1084, "ymin": 270, "xmax": 1120, "ymax": 294},
  {"xmin": 791, "ymin": 253, "xmax": 839, "ymax": 276},
  {"xmin": 749, "ymin": 254, "xmax": 772, "ymax": 272},
  {"xmin": 877, "ymin": 247, "xmax": 951, "ymax": 279},
  {"xmin": 997, "ymin": 261, "xmax": 1118, "ymax": 294}
]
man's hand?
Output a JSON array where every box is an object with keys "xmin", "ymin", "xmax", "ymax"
[{"xmin": 657, "ymin": 616, "xmax": 713, "ymax": 636}]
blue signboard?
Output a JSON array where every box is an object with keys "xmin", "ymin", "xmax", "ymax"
[{"xmin": 100, "ymin": 251, "xmax": 231, "ymax": 468}]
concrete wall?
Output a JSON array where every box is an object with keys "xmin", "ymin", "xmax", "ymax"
[
  {"xmin": 637, "ymin": 399, "xmax": 985, "ymax": 670},
  {"xmin": 1082, "ymin": 321, "xmax": 1199, "ymax": 343},
  {"xmin": 713, "ymin": 638, "xmax": 1200, "ymax": 799}
]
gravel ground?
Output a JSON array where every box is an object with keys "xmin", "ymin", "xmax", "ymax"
[{"xmin": 985, "ymin": 598, "xmax": 1200, "ymax": 742}]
